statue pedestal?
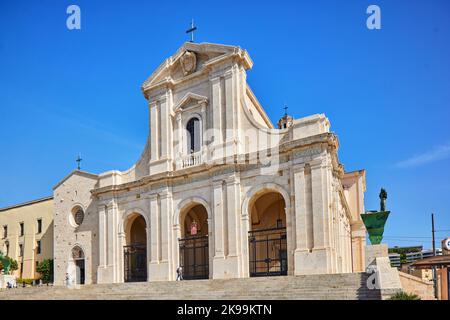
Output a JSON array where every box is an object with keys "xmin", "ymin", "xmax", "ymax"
[
  {"xmin": 365, "ymin": 244, "xmax": 388, "ymax": 267},
  {"xmin": 365, "ymin": 244, "xmax": 402, "ymax": 299},
  {"xmin": 0, "ymin": 274, "xmax": 16, "ymax": 289}
]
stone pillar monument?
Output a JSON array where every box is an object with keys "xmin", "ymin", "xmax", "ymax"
[{"xmin": 361, "ymin": 188, "xmax": 402, "ymax": 299}]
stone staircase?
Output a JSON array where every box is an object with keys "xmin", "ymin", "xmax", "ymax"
[{"xmin": 0, "ymin": 272, "xmax": 381, "ymax": 300}]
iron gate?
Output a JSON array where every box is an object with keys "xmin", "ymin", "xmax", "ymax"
[
  {"xmin": 124, "ymin": 244, "xmax": 147, "ymax": 282},
  {"xmin": 75, "ymin": 259, "xmax": 85, "ymax": 284},
  {"xmin": 179, "ymin": 235, "xmax": 209, "ymax": 280},
  {"xmin": 249, "ymin": 227, "xmax": 287, "ymax": 277}
]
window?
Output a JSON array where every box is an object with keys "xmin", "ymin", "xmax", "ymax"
[
  {"xmin": 19, "ymin": 222, "xmax": 24, "ymax": 236},
  {"xmin": 69, "ymin": 206, "xmax": 85, "ymax": 227},
  {"xmin": 36, "ymin": 261, "xmax": 39, "ymax": 270},
  {"xmin": 186, "ymin": 117, "xmax": 200, "ymax": 153},
  {"xmin": 36, "ymin": 240, "xmax": 41, "ymax": 255},
  {"xmin": 5, "ymin": 242, "xmax": 9, "ymax": 255},
  {"xmin": 19, "ymin": 244, "xmax": 23, "ymax": 257},
  {"xmin": 2, "ymin": 225, "xmax": 7, "ymax": 238},
  {"xmin": 37, "ymin": 219, "xmax": 42, "ymax": 234},
  {"xmin": 74, "ymin": 208, "xmax": 84, "ymax": 226}
]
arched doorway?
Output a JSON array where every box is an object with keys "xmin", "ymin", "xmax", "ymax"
[
  {"xmin": 248, "ymin": 191, "xmax": 287, "ymax": 277},
  {"xmin": 124, "ymin": 214, "xmax": 147, "ymax": 282},
  {"xmin": 179, "ymin": 203, "xmax": 209, "ymax": 280},
  {"xmin": 72, "ymin": 246, "xmax": 85, "ymax": 285}
]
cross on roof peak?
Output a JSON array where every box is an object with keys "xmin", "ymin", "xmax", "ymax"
[
  {"xmin": 283, "ymin": 104, "xmax": 288, "ymax": 117},
  {"xmin": 186, "ymin": 19, "xmax": 197, "ymax": 43},
  {"xmin": 76, "ymin": 153, "xmax": 82, "ymax": 170}
]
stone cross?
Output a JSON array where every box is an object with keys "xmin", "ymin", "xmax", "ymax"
[
  {"xmin": 283, "ymin": 104, "xmax": 288, "ymax": 117},
  {"xmin": 76, "ymin": 154, "xmax": 82, "ymax": 170},
  {"xmin": 186, "ymin": 19, "xmax": 197, "ymax": 42}
]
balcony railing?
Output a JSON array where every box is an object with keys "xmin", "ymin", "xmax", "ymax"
[{"xmin": 177, "ymin": 151, "xmax": 203, "ymax": 169}]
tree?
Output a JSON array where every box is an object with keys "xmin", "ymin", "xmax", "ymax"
[
  {"xmin": 8, "ymin": 257, "xmax": 18, "ymax": 272},
  {"xmin": 0, "ymin": 256, "xmax": 18, "ymax": 274},
  {"xmin": 36, "ymin": 259, "xmax": 54, "ymax": 282}
]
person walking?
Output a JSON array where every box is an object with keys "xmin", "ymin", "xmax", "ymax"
[{"xmin": 176, "ymin": 266, "xmax": 183, "ymax": 281}]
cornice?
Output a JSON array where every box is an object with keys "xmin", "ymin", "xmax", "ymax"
[{"xmin": 91, "ymin": 132, "xmax": 341, "ymax": 197}]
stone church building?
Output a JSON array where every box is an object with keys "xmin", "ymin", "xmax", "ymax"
[{"xmin": 53, "ymin": 42, "xmax": 367, "ymax": 285}]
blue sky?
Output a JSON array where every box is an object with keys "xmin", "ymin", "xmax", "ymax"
[{"xmin": 0, "ymin": 0, "xmax": 449, "ymax": 249}]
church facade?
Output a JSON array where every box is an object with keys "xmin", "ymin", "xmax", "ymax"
[{"xmin": 53, "ymin": 42, "xmax": 367, "ymax": 285}]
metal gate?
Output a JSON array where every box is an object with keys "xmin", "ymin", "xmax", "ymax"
[
  {"xmin": 75, "ymin": 259, "xmax": 85, "ymax": 284},
  {"xmin": 179, "ymin": 235, "xmax": 209, "ymax": 280},
  {"xmin": 124, "ymin": 244, "xmax": 147, "ymax": 282},
  {"xmin": 249, "ymin": 227, "xmax": 287, "ymax": 277}
]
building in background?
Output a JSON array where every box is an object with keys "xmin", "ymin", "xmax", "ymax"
[
  {"xmin": 389, "ymin": 245, "xmax": 442, "ymax": 268},
  {"xmin": 411, "ymin": 246, "xmax": 450, "ymax": 300},
  {"xmin": 389, "ymin": 253, "xmax": 401, "ymax": 268},
  {"xmin": 0, "ymin": 197, "xmax": 54, "ymax": 279},
  {"xmin": 406, "ymin": 249, "xmax": 442, "ymax": 264}
]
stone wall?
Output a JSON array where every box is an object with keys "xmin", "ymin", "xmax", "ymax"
[{"xmin": 399, "ymin": 271, "xmax": 435, "ymax": 300}]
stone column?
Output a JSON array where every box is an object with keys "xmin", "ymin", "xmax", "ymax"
[
  {"xmin": 210, "ymin": 76, "xmax": 224, "ymax": 163},
  {"xmin": 200, "ymin": 101, "xmax": 207, "ymax": 162},
  {"xmin": 293, "ymin": 165, "xmax": 309, "ymax": 275},
  {"xmin": 240, "ymin": 211, "xmax": 250, "ymax": 278},
  {"xmin": 224, "ymin": 176, "xmax": 241, "ymax": 277},
  {"xmin": 97, "ymin": 204, "xmax": 112, "ymax": 284},
  {"xmin": 107, "ymin": 201, "xmax": 119, "ymax": 282},
  {"xmin": 172, "ymin": 224, "xmax": 181, "ymax": 279},
  {"xmin": 224, "ymin": 70, "xmax": 237, "ymax": 159},
  {"xmin": 149, "ymin": 94, "xmax": 173, "ymax": 174},
  {"xmin": 224, "ymin": 72, "xmax": 234, "ymax": 142},
  {"xmin": 146, "ymin": 226, "xmax": 151, "ymax": 282},
  {"xmin": 159, "ymin": 93, "xmax": 172, "ymax": 161},
  {"xmin": 351, "ymin": 220, "xmax": 366, "ymax": 272},
  {"xmin": 149, "ymin": 194, "xmax": 159, "ymax": 264},
  {"xmin": 176, "ymin": 113, "xmax": 182, "ymax": 156},
  {"xmin": 118, "ymin": 231, "xmax": 126, "ymax": 283},
  {"xmin": 149, "ymin": 101, "xmax": 159, "ymax": 161},
  {"xmin": 148, "ymin": 193, "xmax": 171, "ymax": 281},
  {"xmin": 212, "ymin": 181, "xmax": 224, "ymax": 257},
  {"xmin": 308, "ymin": 159, "xmax": 333, "ymax": 274},
  {"xmin": 212, "ymin": 180, "xmax": 225, "ymax": 278},
  {"xmin": 158, "ymin": 190, "xmax": 172, "ymax": 280}
]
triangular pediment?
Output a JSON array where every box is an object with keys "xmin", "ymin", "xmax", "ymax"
[
  {"xmin": 174, "ymin": 92, "xmax": 208, "ymax": 113},
  {"xmin": 53, "ymin": 170, "xmax": 98, "ymax": 190},
  {"xmin": 141, "ymin": 42, "xmax": 253, "ymax": 96}
]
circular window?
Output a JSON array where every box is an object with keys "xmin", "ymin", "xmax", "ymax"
[
  {"xmin": 74, "ymin": 208, "xmax": 84, "ymax": 225},
  {"xmin": 70, "ymin": 207, "xmax": 85, "ymax": 227}
]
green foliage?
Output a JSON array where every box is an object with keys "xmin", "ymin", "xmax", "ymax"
[
  {"xmin": 36, "ymin": 259, "xmax": 53, "ymax": 282},
  {"xmin": 17, "ymin": 278, "xmax": 35, "ymax": 286},
  {"xmin": 389, "ymin": 291, "xmax": 421, "ymax": 300},
  {"xmin": 0, "ymin": 256, "xmax": 18, "ymax": 274},
  {"xmin": 400, "ymin": 253, "xmax": 407, "ymax": 264},
  {"xmin": 389, "ymin": 246, "xmax": 422, "ymax": 254},
  {"xmin": 8, "ymin": 257, "xmax": 18, "ymax": 272}
]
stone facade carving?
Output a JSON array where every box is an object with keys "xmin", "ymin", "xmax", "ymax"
[{"xmin": 180, "ymin": 51, "xmax": 197, "ymax": 75}]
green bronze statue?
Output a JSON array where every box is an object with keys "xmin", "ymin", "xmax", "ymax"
[
  {"xmin": 0, "ymin": 251, "xmax": 11, "ymax": 275},
  {"xmin": 361, "ymin": 187, "xmax": 390, "ymax": 245},
  {"xmin": 379, "ymin": 188, "xmax": 387, "ymax": 212}
]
